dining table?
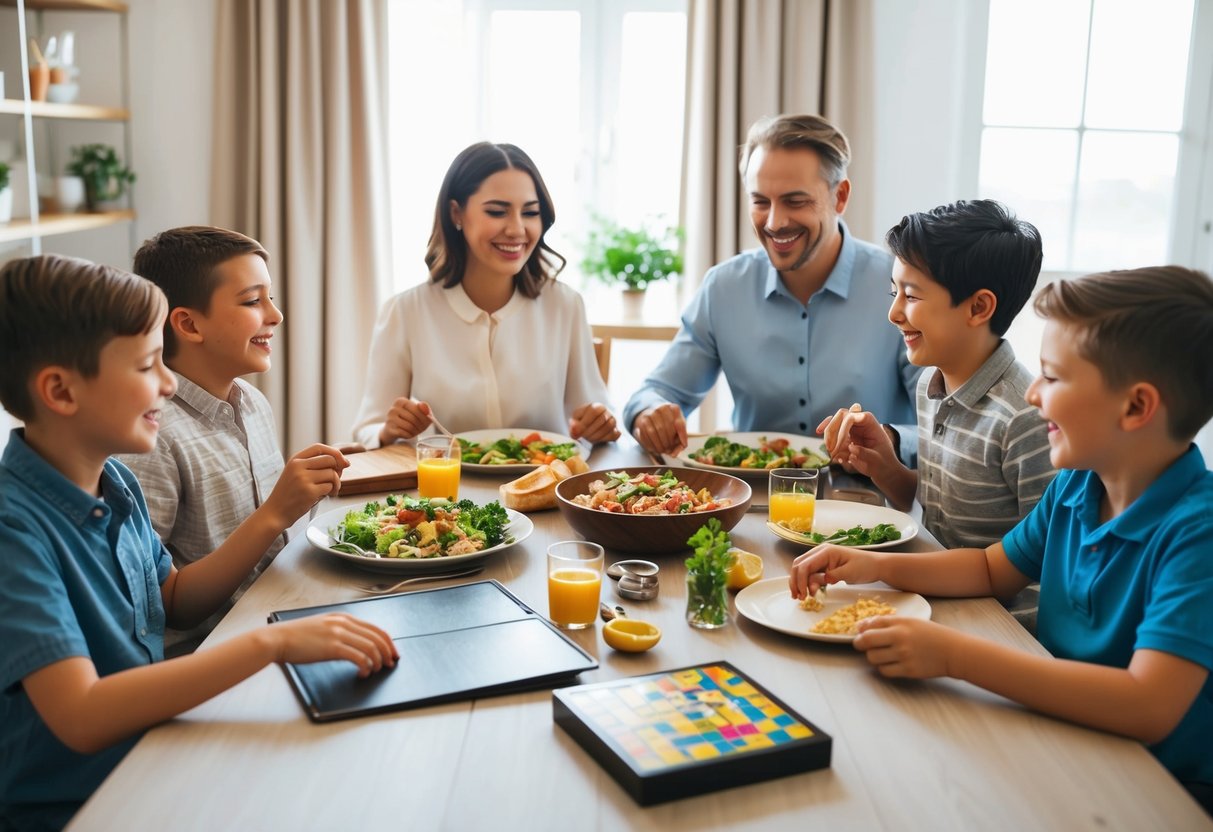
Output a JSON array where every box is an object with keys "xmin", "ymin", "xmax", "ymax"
[{"xmin": 68, "ymin": 440, "xmax": 1212, "ymax": 831}]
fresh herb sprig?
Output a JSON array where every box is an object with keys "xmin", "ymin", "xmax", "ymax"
[{"xmin": 685, "ymin": 519, "xmax": 734, "ymax": 626}]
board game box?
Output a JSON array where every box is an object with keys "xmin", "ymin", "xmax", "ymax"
[{"xmin": 552, "ymin": 661, "xmax": 831, "ymax": 805}]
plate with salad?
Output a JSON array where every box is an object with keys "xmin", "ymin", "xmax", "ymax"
[
  {"xmin": 766, "ymin": 500, "xmax": 918, "ymax": 550},
  {"xmin": 680, "ymin": 432, "xmax": 830, "ymax": 477},
  {"xmin": 456, "ymin": 429, "xmax": 584, "ymax": 474},
  {"xmin": 306, "ymin": 495, "xmax": 534, "ymax": 574}
]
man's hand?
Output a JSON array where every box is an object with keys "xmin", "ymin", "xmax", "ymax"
[
  {"xmin": 631, "ymin": 403, "xmax": 688, "ymax": 456},
  {"xmin": 570, "ymin": 402, "xmax": 621, "ymax": 443}
]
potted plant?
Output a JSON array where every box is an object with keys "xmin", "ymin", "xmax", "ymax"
[
  {"xmin": 581, "ymin": 216, "xmax": 683, "ymax": 317},
  {"xmin": 684, "ymin": 519, "xmax": 734, "ymax": 629},
  {"xmin": 0, "ymin": 161, "xmax": 11, "ymax": 224},
  {"xmin": 66, "ymin": 143, "xmax": 136, "ymax": 212}
]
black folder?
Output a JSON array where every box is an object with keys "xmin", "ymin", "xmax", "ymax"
[{"xmin": 269, "ymin": 580, "xmax": 598, "ymax": 722}]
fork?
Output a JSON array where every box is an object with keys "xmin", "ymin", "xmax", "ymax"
[
  {"xmin": 355, "ymin": 566, "xmax": 484, "ymax": 595},
  {"xmin": 426, "ymin": 409, "xmax": 455, "ymax": 439}
]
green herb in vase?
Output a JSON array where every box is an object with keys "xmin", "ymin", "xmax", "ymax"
[{"xmin": 685, "ymin": 519, "xmax": 734, "ymax": 629}]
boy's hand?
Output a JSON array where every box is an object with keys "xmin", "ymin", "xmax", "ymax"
[
  {"xmin": 380, "ymin": 397, "xmax": 434, "ymax": 444},
  {"xmin": 788, "ymin": 543, "xmax": 881, "ymax": 600},
  {"xmin": 853, "ymin": 617, "xmax": 959, "ymax": 679},
  {"xmin": 264, "ymin": 443, "xmax": 349, "ymax": 529},
  {"xmin": 269, "ymin": 613, "xmax": 398, "ymax": 678},
  {"xmin": 817, "ymin": 404, "xmax": 896, "ymax": 470},
  {"xmin": 569, "ymin": 402, "xmax": 620, "ymax": 443},
  {"xmin": 632, "ymin": 403, "xmax": 688, "ymax": 456}
]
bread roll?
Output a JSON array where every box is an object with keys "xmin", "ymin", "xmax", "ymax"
[
  {"xmin": 499, "ymin": 465, "xmax": 560, "ymax": 512},
  {"xmin": 565, "ymin": 455, "xmax": 589, "ymax": 475}
]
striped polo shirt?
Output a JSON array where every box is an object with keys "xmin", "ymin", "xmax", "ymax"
[{"xmin": 917, "ymin": 340, "xmax": 1055, "ymax": 549}]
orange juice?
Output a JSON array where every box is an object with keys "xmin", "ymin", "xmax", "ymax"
[
  {"xmin": 417, "ymin": 458, "xmax": 461, "ymax": 499},
  {"xmin": 548, "ymin": 567, "xmax": 602, "ymax": 628},
  {"xmin": 769, "ymin": 491, "xmax": 815, "ymax": 531}
]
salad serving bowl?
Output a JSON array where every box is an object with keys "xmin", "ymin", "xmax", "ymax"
[{"xmin": 555, "ymin": 466, "xmax": 751, "ymax": 554}]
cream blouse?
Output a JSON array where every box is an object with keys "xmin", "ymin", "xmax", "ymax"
[{"xmin": 351, "ymin": 279, "xmax": 611, "ymax": 446}]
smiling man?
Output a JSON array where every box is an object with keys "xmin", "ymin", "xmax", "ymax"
[{"xmin": 624, "ymin": 113, "xmax": 921, "ymax": 456}]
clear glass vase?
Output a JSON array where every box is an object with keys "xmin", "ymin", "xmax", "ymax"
[{"xmin": 685, "ymin": 574, "xmax": 729, "ymax": 629}]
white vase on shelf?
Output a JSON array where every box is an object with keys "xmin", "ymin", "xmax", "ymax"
[
  {"xmin": 53, "ymin": 176, "xmax": 85, "ymax": 213},
  {"xmin": 0, "ymin": 186, "xmax": 11, "ymax": 224},
  {"xmin": 620, "ymin": 287, "xmax": 646, "ymax": 319}
]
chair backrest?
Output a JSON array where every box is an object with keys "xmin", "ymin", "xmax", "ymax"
[{"xmin": 592, "ymin": 336, "xmax": 610, "ymax": 384}]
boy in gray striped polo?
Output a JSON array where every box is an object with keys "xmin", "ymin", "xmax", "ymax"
[{"xmin": 818, "ymin": 201, "xmax": 1054, "ymax": 606}]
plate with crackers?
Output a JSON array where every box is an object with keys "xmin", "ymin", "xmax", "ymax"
[{"xmin": 735, "ymin": 578, "xmax": 930, "ymax": 643}]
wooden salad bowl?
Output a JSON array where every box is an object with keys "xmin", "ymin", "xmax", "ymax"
[{"xmin": 555, "ymin": 466, "xmax": 751, "ymax": 554}]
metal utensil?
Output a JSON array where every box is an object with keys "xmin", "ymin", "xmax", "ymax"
[
  {"xmin": 427, "ymin": 409, "xmax": 454, "ymax": 438},
  {"xmin": 355, "ymin": 566, "xmax": 484, "ymax": 595}
]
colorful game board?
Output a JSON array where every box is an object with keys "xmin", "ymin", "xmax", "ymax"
[{"xmin": 553, "ymin": 662, "xmax": 831, "ymax": 805}]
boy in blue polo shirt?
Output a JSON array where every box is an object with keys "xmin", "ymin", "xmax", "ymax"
[
  {"xmin": 0, "ymin": 255, "xmax": 397, "ymax": 830},
  {"xmin": 789, "ymin": 266, "xmax": 1213, "ymax": 812}
]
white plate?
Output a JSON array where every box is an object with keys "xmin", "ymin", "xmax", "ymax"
[
  {"xmin": 305, "ymin": 503, "xmax": 534, "ymax": 574},
  {"xmin": 735, "ymin": 578, "xmax": 931, "ymax": 643},
  {"xmin": 766, "ymin": 500, "xmax": 918, "ymax": 550},
  {"xmin": 455, "ymin": 428, "xmax": 584, "ymax": 474},
  {"xmin": 679, "ymin": 431, "xmax": 828, "ymax": 478}
]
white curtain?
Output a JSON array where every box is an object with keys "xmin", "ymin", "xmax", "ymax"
[
  {"xmin": 210, "ymin": 0, "xmax": 393, "ymax": 451},
  {"xmin": 681, "ymin": 0, "xmax": 877, "ymax": 289}
]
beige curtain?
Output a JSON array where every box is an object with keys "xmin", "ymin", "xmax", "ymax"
[
  {"xmin": 211, "ymin": 0, "xmax": 393, "ymax": 452},
  {"xmin": 681, "ymin": 0, "xmax": 876, "ymax": 288}
]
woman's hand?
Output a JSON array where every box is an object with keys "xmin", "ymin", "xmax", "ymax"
[
  {"xmin": 570, "ymin": 402, "xmax": 621, "ymax": 443},
  {"xmin": 379, "ymin": 398, "xmax": 434, "ymax": 444}
]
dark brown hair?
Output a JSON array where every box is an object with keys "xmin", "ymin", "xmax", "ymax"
[
  {"xmin": 425, "ymin": 142, "xmax": 564, "ymax": 299},
  {"xmin": 0, "ymin": 255, "xmax": 166, "ymax": 421},
  {"xmin": 739, "ymin": 114, "xmax": 851, "ymax": 188},
  {"xmin": 1033, "ymin": 266, "xmax": 1213, "ymax": 440},
  {"xmin": 133, "ymin": 226, "xmax": 268, "ymax": 358}
]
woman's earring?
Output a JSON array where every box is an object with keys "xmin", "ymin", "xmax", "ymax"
[{"xmin": 455, "ymin": 223, "xmax": 462, "ymax": 231}]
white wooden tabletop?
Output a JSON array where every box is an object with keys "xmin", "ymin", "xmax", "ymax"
[{"xmin": 69, "ymin": 442, "xmax": 1212, "ymax": 831}]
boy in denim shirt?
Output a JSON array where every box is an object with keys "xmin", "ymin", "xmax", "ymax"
[
  {"xmin": 791, "ymin": 266, "xmax": 1213, "ymax": 813},
  {"xmin": 0, "ymin": 256, "xmax": 396, "ymax": 830}
]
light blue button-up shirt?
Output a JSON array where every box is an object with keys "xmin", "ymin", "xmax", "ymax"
[
  {"xmin": 623, "ymin": 224, "xmax": 921, "ymax": 444},
  {"xmin": 0, "ymin": 429, "xmax": 172, "ymax": 827}
]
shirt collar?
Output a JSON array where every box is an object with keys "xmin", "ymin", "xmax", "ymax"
[
  {"xmin": 1, "ymin": 428, "xmax": 134, "ymax": 525},
  {"xmin": 172, "ymin": 372, "xmax": 245, "ymax": 421},
  {"xmin": 1060, "ymin": 444, "xmax": 1209, "ymax": 543},
  {"xmin": 927, "ymin": 340, "xmax": 1018, "ymax": 406},
  {"xmin": 763, "ymin": 220, "xmax": 856, "ymax": 302},
  {"xmin": 441, "ymin": 281, "xmax": 525, "ymax": 323}
]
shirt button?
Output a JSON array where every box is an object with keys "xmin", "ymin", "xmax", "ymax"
[
  {"xmin": 934, "ymin": 424, "xmax": 944, "ymax": 435},
  {"xmin": 140, "ymin": 627, "xmax": 147, "ymax": 636},
  {"xmin": 946, "ymin": 400, "xmax": 955, "ymax": 408},
  {"xmin": 801, "ymin": 312, "xmax": 807, "ymax": 320},
  {"xmin": 92, "ymin": 508, "xmax": 104, "ymax": 518},
  {"xmin": 798, "ymin": 356, "xmax": 805, "ymax": 365},
  {"xmin": 799, "ymin": 422, "xmax": 807, "ymax": 430},
  {"xmin": 799, "ymin": 398, "xmax": 806, "ymax": 406}
]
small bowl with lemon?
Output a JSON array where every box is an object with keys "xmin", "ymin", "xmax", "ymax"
[{"xmin": 602, "ymin": 618, "xmax": 662, "ymax": 653}]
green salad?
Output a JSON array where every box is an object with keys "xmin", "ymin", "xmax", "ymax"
[
  {"xmin": 785, "ymin": 522, "xmax": 902, "ymax": 547},
  {"xmin": 690, "ymin": 435, "xmax": 829, "ymax": 470},
  {"xmin": 331, "ymin": 495, "xmax": 510, "ymax": 559},
  {"xmin": 458, "ymin": 431, "xmax": 579, "ymax": 465}
]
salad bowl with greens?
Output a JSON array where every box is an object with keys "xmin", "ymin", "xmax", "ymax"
[
  {"xmin": 306, "ymin": 494, "xmax": 533, "ymax": 574},
  {"xmin": 456, "ymin": 429, "xmax": 583, "ymax": 474},
  {"xmin": 682, "ymin": 432, "xmax": 830, "ymax": 476}
]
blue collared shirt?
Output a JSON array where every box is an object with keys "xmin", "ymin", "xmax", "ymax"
[
  {"xmin": 0, "ymin": 429, "xmax": 172, "ymax": 825},
  {"xmin": 1003, "ymin": 445, "xmax": 1213, "ymax": 785},
  {"xmin": 623, "ymin": 224, "xmax": 921, "ymax": 443}
]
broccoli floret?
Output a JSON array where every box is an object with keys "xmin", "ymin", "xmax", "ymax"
[
  {"xmin": 385, "ymin": 494, "xmax": 398, "ymax": 506},
  {"xmin": 363, "ymin": 500, "xmax": 383, "ymax": 515},
  {"xmin": 455, "ymin": 500, "xmax": 509, "ymax": 547},
  {"xmin": 376, "ymin": 527, "xmax": 407, "ymax": 554}
]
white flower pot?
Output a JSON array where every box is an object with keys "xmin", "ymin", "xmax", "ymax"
[
  {"xmin": 621, "ymin": 288, "xmax": 646, "ymax": 319},
  {"xmin": 54, "ymin": 176, "xmax": 85, "ymax": 213}
]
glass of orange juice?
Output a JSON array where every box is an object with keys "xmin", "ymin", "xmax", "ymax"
[
  {"xmin": 416, "ymin": 436, "xmax": 461, "ymax": 500},
  {"xmin": 769, "ymin": 468, "xmax": 819, "ymax": 533},
  {"xmin": 547, "ymin": 541, "xmax": 604, "ymax": 629}
]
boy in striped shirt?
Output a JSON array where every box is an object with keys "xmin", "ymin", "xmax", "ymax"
[{"xmin": 818, "ymin": 199, "xmax": 1054, "ymax": 551}]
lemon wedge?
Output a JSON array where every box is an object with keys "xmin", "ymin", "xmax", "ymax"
[
  {"xmin": 726, "ymin": 548, "xmax": 764, "ymax": 590},
  {"xmin": 602, "ymin": 618, "xmax": 662, "ymax": 652}
]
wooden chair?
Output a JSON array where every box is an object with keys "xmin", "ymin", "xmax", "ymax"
[{"xmin": 592, "ymin": 336, "xmax": 610, "ymax": 384}]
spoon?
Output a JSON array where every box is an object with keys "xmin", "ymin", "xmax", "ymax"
[{"xmin": 356, "ymin": 566, "xmax": 484, "ymax": 595}]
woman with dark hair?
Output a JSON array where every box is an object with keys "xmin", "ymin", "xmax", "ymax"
[{"xmin": 352, "ymin": 142, "xmax": 620, "ymax": 446}]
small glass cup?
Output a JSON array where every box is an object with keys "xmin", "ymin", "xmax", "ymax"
[
  {"xmin": 416, "ymin": 435, "xmax": 461, "ymax": 500},
  {"xmin": 547, "ymin": 541, "xmax": 604, "ymax": 629},
  {"xmin": 768, "ymin": 468, "xmax": 819, "ymax": 533}
]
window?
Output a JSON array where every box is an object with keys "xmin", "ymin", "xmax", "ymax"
[
  {"xmin": 385, "ymin": 0, "xmax": 687, "ymax": 293},
  {"xmin": 977, "ymin": 0, "xmax": 1196, "ymax": 272}
]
